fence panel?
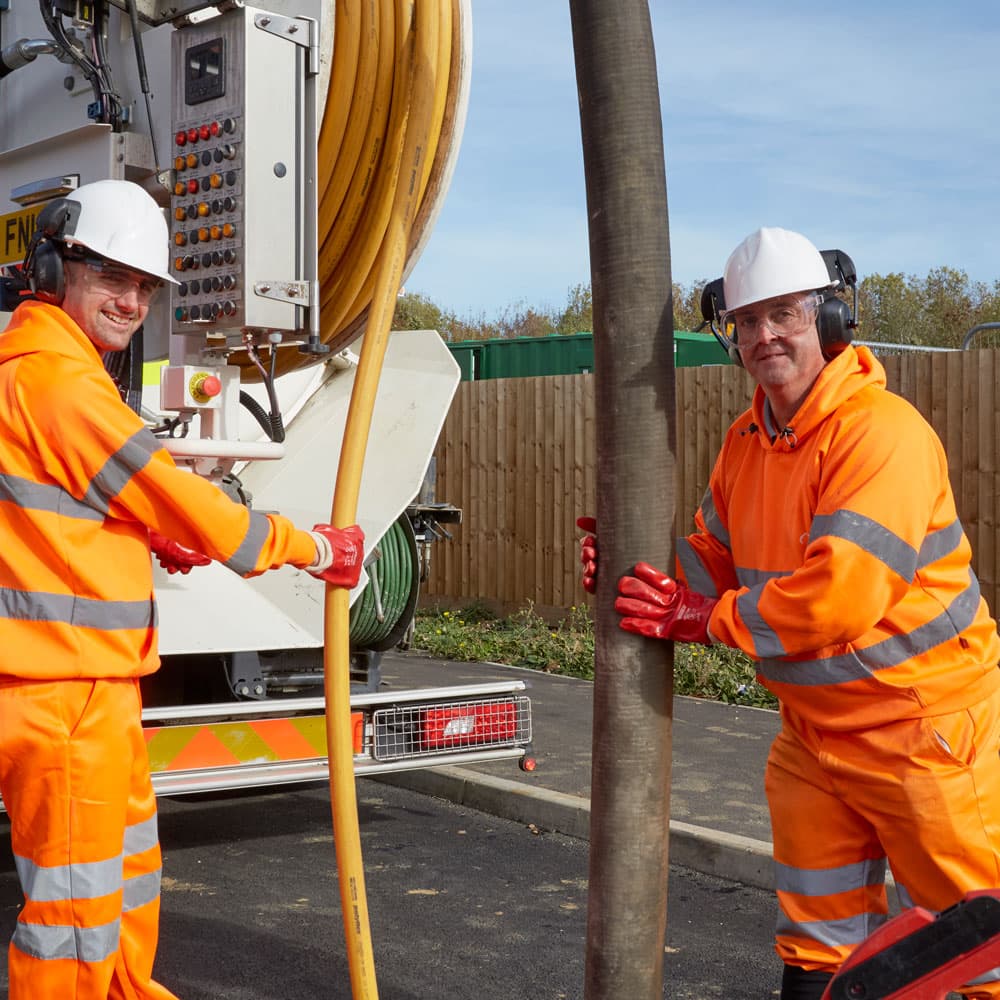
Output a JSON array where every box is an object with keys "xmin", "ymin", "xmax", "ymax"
[{"xmin": 424, "ymin": 352, "xmax": 1000, "ymax": 621}]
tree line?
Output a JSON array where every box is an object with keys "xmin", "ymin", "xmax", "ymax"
[{"xmin": 394, "ymin": 268, "xmax": 1000, "ymax": 350}]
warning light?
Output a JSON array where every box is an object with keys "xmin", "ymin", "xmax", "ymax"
[
  {"xmin": 186, "ymin": 179, "xmax": 199, "ymax": 195},
  {"xmin": 199, "ymin": 123, "xmax": 211, "ymax": 141},
  {"xmin": 186, "ymin": 153, "xmax": 199, "ymax": 170},
  {"xmin": 209, "ymin": 120, "xmax": 221, "ymax": 137},
  {"xmin": 174, "ymin": 131, "xmax": 187, "ymax": 147},
  {"xmin": 173, "ymin": 232, "xmax": 187, "ymax": 246},
  {"xmin": 197, "ymin": 202, "xmax": 210, "ymax": 218},
  {"xmin": 209, "ymin": 173, "xmax": 223, "ymax": 190},
  {"xmin": 187, "ymin": 127, "xmax": 199, "ymax": 144},
  {"xmin": 174, "ymin": 156, "xmax": 185, "ymax": 172},
  {"xmin": 173, "ymin": 182, "xmax": 186, "ymax": 197}
]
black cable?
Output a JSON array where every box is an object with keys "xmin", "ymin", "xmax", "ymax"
[
  {"xmin": 39, "ymin": 0, "xmax": 104, "ymax": 115},
  {"xmin": 238, "ymin": 391, "xmax": 285, "ymax": 443}
]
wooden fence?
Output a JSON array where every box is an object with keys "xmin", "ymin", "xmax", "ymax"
[{"xmin": 423, "ymin": 349, "xmax": 1000, "ymax": 620}]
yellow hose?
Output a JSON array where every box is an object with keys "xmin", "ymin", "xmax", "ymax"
[{"xmin": 323, "ymin": 3, "xmax": 448, "ymax": 997}]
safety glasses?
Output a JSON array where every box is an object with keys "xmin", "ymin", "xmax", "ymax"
[
  {"xmin": 721, "ymin": 294, "xmax": 821, "ymax": 342},
  {"xmin": 76, "ymin": 256, "xmax": 164, "ymax": 305}
]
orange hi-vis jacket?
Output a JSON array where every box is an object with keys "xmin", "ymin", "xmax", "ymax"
[
  {"xmin": 0, "ymin": 300, "xmax": 318, "ymax": 682},
  {"xmin": 677, "ymin": 344, "xmax": 1000, "ymax": 730}
]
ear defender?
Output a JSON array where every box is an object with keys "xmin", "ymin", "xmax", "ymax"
[
  {"xmin": 22, "ymin": 198, "xmax": 77, "ymax": 305},
  {"xmin": 815, "ymin": 294, "xmax": 854, "ymax": 359}
]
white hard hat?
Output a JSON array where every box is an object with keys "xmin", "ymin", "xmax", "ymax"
[
  {"xmin": 722, "ymin": 227, "xmax": 832, "ymax": 313},
  {"xmin": 62, "ymin": 179, "xmax": 179, "ymax": 284}
]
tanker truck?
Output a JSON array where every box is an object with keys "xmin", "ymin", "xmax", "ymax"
[{"xmin": 0, "ymin": 0, "xmax": 532, "ymax": 796}]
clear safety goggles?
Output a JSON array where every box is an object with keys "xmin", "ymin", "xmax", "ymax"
[
  {"xmin": 721, "ymin": 293, "xmax": 821, "ymax": 343},
  {"xmin": 75, "ymin": 255, "xmax": 164, "ymax": 305}
]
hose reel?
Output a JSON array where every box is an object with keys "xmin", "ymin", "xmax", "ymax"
[{"xmin": 349, "ymin": 512, "xmax": 420, "ymax": 652}]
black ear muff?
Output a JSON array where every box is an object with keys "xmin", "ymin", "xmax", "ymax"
[
  {"xmin": 22, "ymin": 198, "xmax": 80, "ymax": 305},
  {"xmin": 816, "ymin": 295, "xmax": 853, "ymax": 358},
  {"xmin": 699, "ymin": 276, "xmax": 741, "ymax": 366},
  {"xmin": 29, "ymin": 243, "xmax": 66, "ymax": 303}
]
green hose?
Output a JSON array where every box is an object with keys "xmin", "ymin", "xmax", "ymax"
[{"xmin": 349, "ymin": 514, "xmax": 420, "ymax": 651}]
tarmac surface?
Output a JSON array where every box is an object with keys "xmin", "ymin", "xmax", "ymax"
[{"xmin": 376, "ymin": 650, "xmax": 781, "ymax": 891}]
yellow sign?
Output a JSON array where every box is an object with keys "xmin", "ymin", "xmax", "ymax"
[{"xmin": 0, "ymin": 206, "xmax": 40, "ymax": 267}]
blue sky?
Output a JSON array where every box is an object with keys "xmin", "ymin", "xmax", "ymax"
[{"xmin": 403, "ymin": 1, "xmax": 1000, "ymax": 320}]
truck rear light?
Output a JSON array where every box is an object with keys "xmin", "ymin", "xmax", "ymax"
[
  {"xmin": 372, "ymin": 696, "xmax": 531, "ymax": 762},
  {"xmin": 422, "ymin": 702, "xmax": 516, "ymax": 749}
]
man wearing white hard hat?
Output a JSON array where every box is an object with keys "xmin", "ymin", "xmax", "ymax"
[
  {"xmin": 0, "ymin": 179, "xmax": 365, "ymax": 998},
  {"xmin": 581, "ymin": 228, "xmax": 1000, "ymax": 999}
]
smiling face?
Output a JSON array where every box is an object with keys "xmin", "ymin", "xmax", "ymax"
[
  {"xmin": 59, "ymin": 257, "xmax": 157, "ymax": 353},
  {"xmin": 731, "ymin": 293, "xmax": 827, "ymax": 423}
]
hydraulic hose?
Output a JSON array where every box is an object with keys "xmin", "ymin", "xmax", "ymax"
[
  {"xmin": 349, "ymin": 515, "xmax": 419, "ymax": 649},
  {"xmin": 323, "ymin": 4, "xmax": 450, "ymax": 997},
  {"xmin": 234, "ymin": 0, "xmax": 468, "ymax": 383}
]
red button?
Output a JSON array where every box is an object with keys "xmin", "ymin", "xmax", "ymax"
[{"xmin": 175, "ymin": 131, "xmax": 187, "ymax": 146}]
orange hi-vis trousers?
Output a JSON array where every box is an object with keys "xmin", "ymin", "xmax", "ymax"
[
  {"xmin": 766, "ymin": 693, "xmax": 1000, "ymax": 999},
  {"xmin": 0, "ymin": 677, "xmax": 178, "ymax": 999}
]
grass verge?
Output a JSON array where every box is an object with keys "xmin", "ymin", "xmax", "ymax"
[{"xmin": 413, "ymin": 603, "xmax": 778, "ymax": 710}]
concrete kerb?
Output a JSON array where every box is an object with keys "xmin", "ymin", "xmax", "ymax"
[{"xmin": 372, "ymin": 765, "xmax": 776, "ymax": 893}]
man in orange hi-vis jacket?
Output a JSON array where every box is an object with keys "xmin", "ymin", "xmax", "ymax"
[
  {"xmin": 579, "ymin": 227, "xmax": 1000, "ymax": 1000},
  {"xmin": 0, "ymin": 179, "xmax": 365, "ymax": 999}
]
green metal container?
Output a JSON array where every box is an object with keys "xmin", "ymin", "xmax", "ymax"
[{"xmin": 447, "ymin": 330, "xmax": 728, "ymax": 381}]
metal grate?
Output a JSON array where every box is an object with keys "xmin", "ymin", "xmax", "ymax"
[{"xmin": 372, "ymin": 695, "xmax": 532, "ymax": 762}]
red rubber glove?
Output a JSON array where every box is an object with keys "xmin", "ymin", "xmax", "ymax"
[
  {"xmin": 577, "ymin": 515, "xmax": 598, "ymax": 594},
  {"xmin": 615, "ymin": 562, "xmax": 717, "ymax": 645},
  {"xmin": 149, "ymin": 530, "xmax": 212, "ymax": 575},
  {"xmin": 308, "ymin": 523, "xmax": 365, "ymax": 588}
]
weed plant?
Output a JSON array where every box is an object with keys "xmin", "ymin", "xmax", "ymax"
[{"xmin": 413, "ymin": 603, "xmax": 778, "ymax": 710}]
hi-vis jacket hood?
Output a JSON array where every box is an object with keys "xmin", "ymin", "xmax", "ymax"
[
  {"xmin": 677, "ymin": 344, "xmax": 1000, "ymax": 730},
  {"xmin": 0, "ymin": 301, "xmax": 317, "ymax": 682}
]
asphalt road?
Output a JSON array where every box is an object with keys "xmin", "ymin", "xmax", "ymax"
[{"xmin": 0, "ymin": 780, "xmax": 783, "ymax": 999}]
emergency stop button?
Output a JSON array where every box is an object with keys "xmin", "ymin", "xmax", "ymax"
[{"xmin": 189, "ymin": 372, "xmax": 222, "ymax": 404}]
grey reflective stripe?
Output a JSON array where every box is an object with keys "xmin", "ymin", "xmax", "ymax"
[
  {"xmin": 776, "ymin": 911, "xmax": 887, "ymax": 948},
  {"xmin": 224, "ymin": 510, "xmax": 271, "ymax": 575},
  {"xmin": 0, "ymin": 473, "xmax": 104, "ymax": 522},
  {"xmin": 124, "ymin": 813, "xmax": 159, "ymax": 857},
  {"xmin": 757, "ymin": 571, "xmax": 982, "ymax": 687},
  {"xmin": 735, "ymin": 566, "xmax": 785, "ymax": 589},
  {"xmin": 699, "ymin": 490, "xmax": 730, "ymax": 548},
  {"xmin": 676, "ymin": 538, "xmax": 719, "ymax": 598},
  {"xmin": 895, "ymin": 881, "xmax": 915, "ymax": 910},
  {"xmin": 810, "ymin": 511, "xmax": 917, "ymax": 582},
  {"xmin": 737, "ymin": 587, "xmax": 786, "ymax": 658},
  {"xmin": 13, "ymin": 917, "xmax": 121, "ymax": 963},
  {"xmin": 0, "ymin": 588, "xmax": 154, "ymax": 630},
  {"xmin": 81, "ymin": 428, "xmax": 160, "ymax": 514},
  {"xmin": 14, "ymin": 853, "xmax": 122, "ymax": 903},
  {"xmin": 967, "ymin": 965, "xmax": 1000, "ymax": 986},
  {"xmin": 774, "ymin": 857, "xmax": 886, "ymax": 897},
  {"xmin": 123, "ymin": 869, "xmax": 161, "ymax": 912},
  {"xmin": 916, "ymin": 519, "xmax": 963, "ymax": 570}
]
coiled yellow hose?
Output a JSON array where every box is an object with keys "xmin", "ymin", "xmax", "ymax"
[
  {"xmin": 318, "ymin": 3, "xmax": 465, "ymax": 997},
  {"xmin": 234, "ymin": 0, "xmax": 467, "ymax": 382}
]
